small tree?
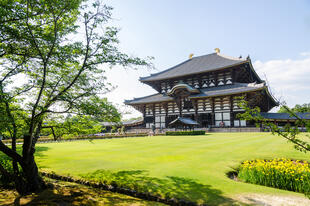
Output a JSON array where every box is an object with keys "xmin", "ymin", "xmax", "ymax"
[
  {"xmin": 0, "ymin": 0, "xmax": 150, "ymax": 194},
  {"xmin": 120, "ymin": 125, "xmax": 125, "ymax": 134},
  {"xmin": 278, "ymin": 103, "xmax": 310, "ymax": 113},
  {"xmin": 238, "ymin": 98, "xmax": 310, "ymax": 153},
  {"xmin": 42, "ymin": 98, "xmax": 121, "ymax": 140}
]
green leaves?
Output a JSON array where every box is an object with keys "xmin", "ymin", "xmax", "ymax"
[
  {"xmin": 238, "ymin": 98, "xmax": 310, "ymax": 153},
  {"xmin": 278, "ymin": 104, "xmax": 310, "ymax": 113},
  {"xmin": 0, "ymin": 0, "xmax": 151, "ymax": 136}
]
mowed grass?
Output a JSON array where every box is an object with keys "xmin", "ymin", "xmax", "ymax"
[{"xmin": 35, "ymin": 133, "xmax": 310, "ymax": 205}]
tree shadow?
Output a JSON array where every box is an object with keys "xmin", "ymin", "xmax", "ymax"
[
  {"xmin": 82, "ymin": 169, "xmax": 243, "ymax": 205},
  {"xmin": 34, "ymin": 146, "xmax": 50, "ymax": 160},
  {"xmin": 10, "ymin": 179, "xmax": 161, "ymax": 206},
  {"xmin": 0, "ymin": 145, "xmax": 49, "ymax": 160}
]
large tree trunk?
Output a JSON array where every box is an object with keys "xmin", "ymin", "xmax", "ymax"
[
  {"xmin": 15, "ymin": 154, "xmax": 46, "ymax": 195},
  {"xmin": 17, "ymin": 133, "xmax": 46, "ymax": 195},
  {"xmin": 20, "ymin": 156, "xmax": 46, "ymax": 194}
]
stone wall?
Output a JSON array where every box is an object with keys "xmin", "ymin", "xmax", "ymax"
[
  {"xmin": 209, "ymin": 127, "xmax": 262, "ymax": 132},
  {"xmin": 125, "ymin": 127, "xmax": 261, "ymax": 134}
]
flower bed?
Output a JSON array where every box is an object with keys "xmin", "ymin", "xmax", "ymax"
[{"xmin": 238, "ymin": 158, "xmax": 310, "ymax": 196}]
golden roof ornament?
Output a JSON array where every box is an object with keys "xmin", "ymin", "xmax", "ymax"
[
  {"xmin": 214, "ymin": 48, "xmax": 220, "ymax": 54},
  {"xmin": 189, "ymin": 53, "xmax": 194, "ymax": 59}
]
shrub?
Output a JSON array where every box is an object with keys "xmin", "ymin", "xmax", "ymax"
[
  {"xmin": 166, "ymin": 131, "xmax": 205, "ymax": 136},
  {"xmin": 0, "ymin": 159, "xmax": 15, "ymax": 187},
  {"xmin": 238, "ymin": 158, "xmax": 310, "ymax": 197},
  {"xmin": 2, "ymin": 133, "xmax": 148, "ymax": 144}
]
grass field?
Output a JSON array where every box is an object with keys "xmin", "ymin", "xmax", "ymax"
[{"xmin": 35, "ymin": 133, "xmax": 310, "ymax": 205}]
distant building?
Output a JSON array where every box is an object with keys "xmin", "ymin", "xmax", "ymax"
[{"xmin": 125, "ymin": 49, "xmax": 278, "ymax": 130}]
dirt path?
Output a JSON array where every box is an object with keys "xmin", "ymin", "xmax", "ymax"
[{"xmin": 234, "ymin": 193, "xmax": 310, "ymax": 206}]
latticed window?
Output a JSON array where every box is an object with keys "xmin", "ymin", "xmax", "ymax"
[
  {"xmin": 215, "ymin": 112, "xmax": 231, "ymax": 127},
  {"xmin": 155, "ymin": 115, "xmax": 166, "ymax": 128},
  {"xmin": 183, "ymin": 98, "xmax": 193, "ymax": 110}
]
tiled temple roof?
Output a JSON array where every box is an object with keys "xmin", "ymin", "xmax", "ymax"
[
  {"xmin": 169, "ymin": 117, "xmax": 199, "ymax": 126},
  {"xmin": 140, "ymin": 53, "xmax": 247, "ymax": 82},
  {"xmin": 125, "ymin": 83, "xmax": 266, "ymax": 105},
  {"xmin": 260, "ymin": 112, "xmax": 310, "ymax": 120}
]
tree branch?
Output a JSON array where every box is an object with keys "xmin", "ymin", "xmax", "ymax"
[{"xmin": 0, "ymin": 140, "xmax": 23, "ymax": 164}]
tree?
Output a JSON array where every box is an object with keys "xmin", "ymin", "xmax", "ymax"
[
  {"xmin": 0, "ymin": 101, "xmax": 28, "ymax": 140},
  {"xmin": 42, "ymin": 98, "xmax": 121, "ymax": 140},
  {"xmin": 278, "ymin": 103, "xmax": 310, "ymax": 113},
  {"xmin": 238, "ymin": 98, "xmax": 310, "ymax": 153},
  {"xmin": 0, "ymin": 0, "xmax": 150, "ymax": 194}
]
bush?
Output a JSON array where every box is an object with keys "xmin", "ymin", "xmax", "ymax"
[
  {"xmin": 166, "ymin": 131, "xmax": 205, "ymax": 136},
  {"xmin": 238, "ymin": 158, "xmax": 310, "ymax": 197},
  {"xmin": 0, "ymin": 159, "xmax": 15, "ymax": 187},
  {"xmin": 2, "ymin": 133, "xmax": 148, "ymax": 144}
]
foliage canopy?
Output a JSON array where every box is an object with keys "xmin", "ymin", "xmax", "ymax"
[{"xmin": 0, "ymin": 0, "xmax": 150, "ymax": 194}]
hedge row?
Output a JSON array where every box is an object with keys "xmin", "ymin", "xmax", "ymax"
[
  {"xmin": 2, "ymin": 133, "xmax": 148, "ymax": 144},
  {"xmin": 166, "ymin": 131, "xmax": 205, "ymax": 136},
  {"xmin": 41, "ymin": 171, "xmax": 201, "ymax": 206}
]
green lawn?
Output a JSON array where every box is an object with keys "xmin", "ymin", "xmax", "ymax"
[{"xmin": 35, "ymin": 133, "xmax": 310, "ymax": 205}]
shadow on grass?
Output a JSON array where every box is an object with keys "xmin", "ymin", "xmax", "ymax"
[
  {"xmin": 0, "ymin": 145, "xmax": 50, "ymax": 159},
  {"xmin": 81, "ymin": 170, "xmax": 242, "ymax": 205},
  {"xmin": 8, "ymin": 179, "xmax": 158, "ymax": 206}
]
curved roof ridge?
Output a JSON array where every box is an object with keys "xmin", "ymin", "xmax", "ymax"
[
  {"xmin": 140, "ymin": 52, "xmax": 248, "ymax": 82},
  {"xmin": 140, "ymin": 58, "xmax": 192, "ymax": 81},
  {"xmin": 190, "ymin": 52, "xmax": 217, "ymax": 59},
  {"xmin": 216, "ymin": 53, "xmax": 247, "ymax": 61},
  {"xmin": 124, "ymin": 93, "xmax": 161, "ymax": 103}
]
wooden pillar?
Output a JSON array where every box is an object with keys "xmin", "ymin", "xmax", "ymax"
[
  {"xmin": 179, "ymin": 98, "xmax": 182, "ymax": 117},
  {"xmin": 207, "ymin": 74, "xmax": 210, "ymax": 87},
  {"xmin": 164, "ymin": 103, "xmax": 168, "ymax": 117},
  {"xmin": 215, "ymin": 72, "xmax": 218, "ymax": 87},
  {"xmin": 198, "ymin": 75, "xmax": 202, "ymax": 88},
  {"xmin": 220, "ymin": 97, "xmax": 223, "ymax": 110},
  {"xmin": 152, "ymin": 104, "xmax": 155, "ymax": 125},
  {"xmin": 143, "ymin": 105, "xmax": 146, "ymax": 127},
  {"xmin": 230, "ymin": 96, "xmax": 234, "ymax": 127},
  {"xmin": 163, "ymin": 103, "xmax": 168, "ymax": 128},
  {"xmin": 193, "ymin": 100, "xmax": 198, "ymax": 122},
  {"xmin": 203, "ymin": 99, "xmax": 206, "ymax": 111},
  {"xmin": 211, "ymin": 97, "xmax": 215, "ymax": 126},
  {"xmin": 232, "ymin": 69, "xmax": 236, "ymax": 84}
]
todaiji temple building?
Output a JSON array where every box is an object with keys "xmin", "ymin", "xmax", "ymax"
[{"xmin": 125, "ymin": 49, "xmax": 280, "ymax": 131}]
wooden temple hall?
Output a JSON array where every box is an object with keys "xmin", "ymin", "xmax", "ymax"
[{"xmin": 125, "ymin": 49, "xmax": 278, "ymax": 130}]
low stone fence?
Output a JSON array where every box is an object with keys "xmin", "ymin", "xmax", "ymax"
[
  {"xmin": 126, "ymin": 127, "xmax": 261, "ymax": 134},
  {"xmin": 3, "ymin": 133, "xmax": 148, "ymax": 145},
  {"xmin": 209, "ymin": 127, "xmax": 261, "ymax": 132}
]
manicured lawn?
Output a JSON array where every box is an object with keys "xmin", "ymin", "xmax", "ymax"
[{"xmin": 35, "ymin": 133, "xmax": 310, "ymax": 205}]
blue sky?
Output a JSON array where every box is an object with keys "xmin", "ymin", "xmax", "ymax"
[{"xmin": 102, "ymin": 0, "xmax": 310, "ymax": 118}]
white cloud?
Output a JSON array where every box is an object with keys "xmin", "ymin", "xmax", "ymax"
[
  {"xmin": 254, "ymin": 56, "xmax": 310, "ymax": 108},
  {"xmin": 300, "ymin": 52, "xmax": 310, "ymax": 56}
]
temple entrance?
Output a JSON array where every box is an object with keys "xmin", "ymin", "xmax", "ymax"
[{"xmin": 199, "ymin": 113, "xmax": 212, "ymax": 128}]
